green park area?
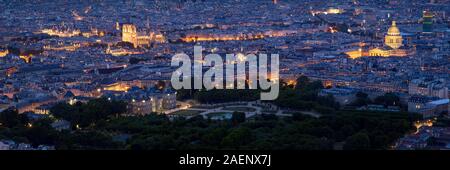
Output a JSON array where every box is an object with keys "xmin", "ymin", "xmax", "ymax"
[{"xmin": 170, "ymin": 110, "xmax": 203, "ymax": 117}]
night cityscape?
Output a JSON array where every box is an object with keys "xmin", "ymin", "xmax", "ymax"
[{"xmin": 0, "ymin": 0, "xmax": 449, "ymax": 156}]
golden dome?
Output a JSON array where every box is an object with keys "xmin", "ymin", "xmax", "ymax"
[
  {"xmin": 387, "ymin": 21, "xmax": 401, "ymax": 36},
  {"xmin": 385, "ymin": 21, "xmax": 403, "ymax": 49}
]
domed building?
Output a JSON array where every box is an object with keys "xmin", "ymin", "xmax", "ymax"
[
  {"xmin": 346, "ymin": 21, "xmax": 415, "ymax": 59},
  {"xmin": 384, "ymin": 21, "xmax": 403, "ymax": 49}
]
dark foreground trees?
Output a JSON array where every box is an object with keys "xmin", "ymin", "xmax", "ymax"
[
  {"xmin": 104, "ymin": 110, "xmax": 418, "ymax": 150},
  {"xmin": 50, "ymin": 98, "xmax": 127, "ymax": 129},
  {"xmin": 1, "ymin": 105, "xmax": 418, "ymax": 150}
]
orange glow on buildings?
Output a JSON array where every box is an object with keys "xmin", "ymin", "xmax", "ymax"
[
  {"xmin": 19, "ymin": 55, "xmax": 32, "ymax": 63},
  {"xmin": 328, "ymin": 26, "xmax": 338, "ymax": 33},
  {"xmin": 0, "ymin": 49, "xmax": 8, "ymax": 57},
  {"xmin": 180, "ymin": 30, "xmax": 294, "ymax": 43},
  {"xmin": 311, "ymin": 8, "xmax": 344, "ymax": 15},
  {"xmin": 286, "ymin": 79, "xmax": 296, "ymax": 86},
  {"xmin": 181, "ymin": 33, "xmax": 265, "ymax": 43},
  {"xmin": 326, "ymin": 8, "xmax": 344, "ymax": 14},
  {"xmin": 81, "ymin": 28, "xmax": 105, "ymax": 38},
  {"xmin": 345, "ymin": 21, "xmax": 415, "ymax": 59},
  {"xmin": 44, "ymin": 43, "xmax": 81, "ymax": 52},
  {"xmin": 103, "ymin": 83, "xmax": 131, "ymax": 92},
  {"xmin": 414, "ymin": 119, "xmax": 434, "ymax": 134},
  {"xmin": 105, "ymin": 45, "xmax": 144, "ymax": 56},
  {"xmin": 121, "ymin": 23, "xmax": 164, "ymax": 47},
  {"xmin": 346, "ymin": 48, "xmax": 363, "ymax": 59},
  {"xmin": 324, "ymin": 80, "xmax": 333, "ymax": 88},
  {"xmin": 40, "ymin": 28, "xmax": 81, "ymax": 37}
]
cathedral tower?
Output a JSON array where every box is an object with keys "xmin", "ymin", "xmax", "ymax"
[{"xmin": 122, "ymin": 24, "xmax": 138, "ymax": 48}]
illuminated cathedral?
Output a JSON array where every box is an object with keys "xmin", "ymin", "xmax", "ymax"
[
  {"xmin": 122, "ymin": 24, "xmax": 150, "ymax": 48},
  {"xmin": 121, "ymin": 23, "xmax": 166, "ymax": 48},
  {"xmin": 346, "ymin": 21, "xmax": 415, "ymax": 59}
]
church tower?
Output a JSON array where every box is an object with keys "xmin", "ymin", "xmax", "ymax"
[
  {"xmin": 384, "ymin": 21, "xmax": 403, "ymax": 49},
  {"xmin": 122, "ymin": 24, "xmax": 138, "ymax": 48}
]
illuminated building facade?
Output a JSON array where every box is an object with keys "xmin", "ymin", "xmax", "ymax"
[
  {"xmin": 44, "ymin": 43, "xmax": 81, "ymax": 52},
  {"xmin": 121, "ymin": 23, "xmax": 154, "ymax": 48},
  {"xmin": 103, "ymin": 82, "xmax": 131, "ymax": 92},
  {"xmin": 34, "ymin": 104, "xmax": 52, "ymax": 114},
  {"xmin": 81, "ymin": 28, "xmax": 105, "ymax": 38},
  {"xmin": 346, "ymin": 21, "xmax": 415, "ymax": 59},
  {"xmin": 105, "ymin": 45, "xmax": 144, "ymax": 56},
  {"xmin": 40, "ymin": 28, "xmax": 81, "ymax": 37},
  {"xmin": 127, "ymin": 93, "xmax": 176, "ymax": 115},
  {"xmin": 19, "ymin": 55, "xmax": 32, "ymax": 63},
  {"xmin": 14, "ymin": 96, "xmax": 58, "ymax": 114},
  {"xmin": 409, "ymin": 78, "xmax": 448, "ymax": 99},
  {"xmin": 181, "ymin": 33, "xmax": 264, "ymax": 43},
  {"xmin": 103, "ymin": 87, "xmax": 177, "ymax": 115},
  {"xmin": 311, "ymin": 8, "xmax": 344, "ymax": 15},
  {"xmin": 0, "ymin": 49, "xmax": 8, "ymax": 57},
  {"xmin": 122, "ymin": 24, "xmax": 138, "ymax": 47},
  {"xmin": 384, "ymin": 21, "xmax": 403, "ymax": 49}
]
